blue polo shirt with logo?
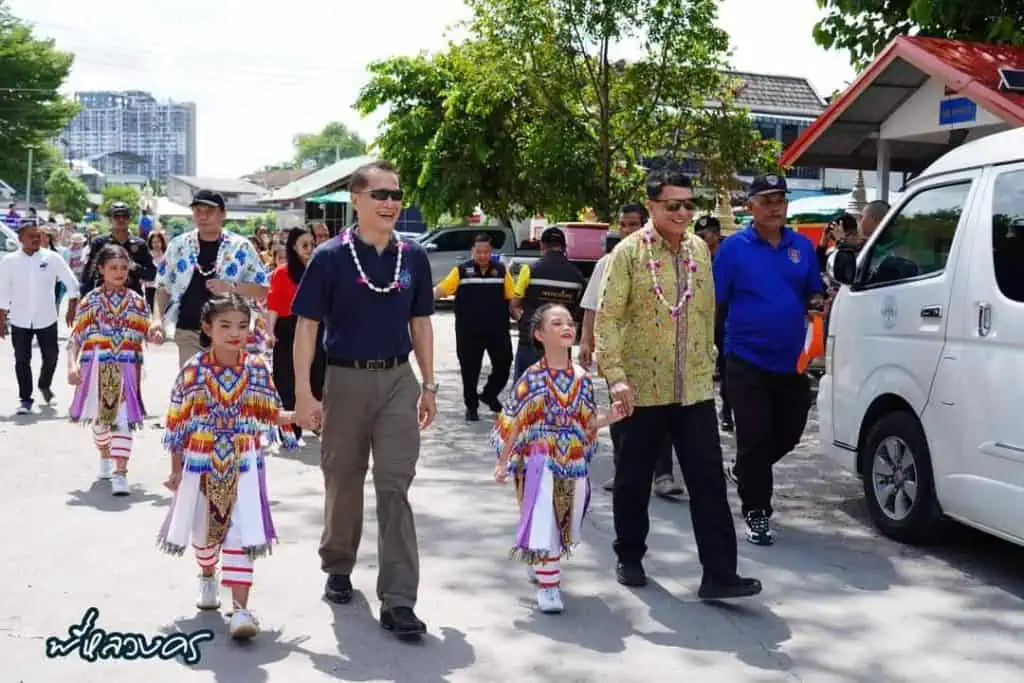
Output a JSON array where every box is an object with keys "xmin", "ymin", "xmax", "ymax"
[
  {"xmin": 713, "ymin": 225, "xmax": 823, "ymax": 373},
  {"xmin": 291, "ymin": 232, "xmax": 434, "ymax": 360}
]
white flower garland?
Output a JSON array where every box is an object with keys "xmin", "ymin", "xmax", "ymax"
[
  {"xmin": 342, "ymin": 228, "xmax": 406, "ymax": 293},
  {"xmin": 641, "ymin": 227, "xmax": 696, "ymax": 319}
]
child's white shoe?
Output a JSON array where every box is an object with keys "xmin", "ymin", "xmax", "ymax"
[
  {"xmin": 536, "ymin": 587, "xmax": 564, "ymax": 614},
  {"xmin": 98, "ymin": 458, "xmax": 113, "ymax": 480},
  {"xmin": 196, "ymin": 574, "xmax": 221, "ymax": 610},
  {"xmin": 110, "ymin": 473, "xmax": 129, "ymax": 496},
  {"xmin": 229, "ymin": 608, "xmax": 260, "ymax": 639}
]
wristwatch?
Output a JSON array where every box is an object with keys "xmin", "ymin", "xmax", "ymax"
[{"xmin": 422, "ymin": 382, "xmax": 439, "ymax": 394}]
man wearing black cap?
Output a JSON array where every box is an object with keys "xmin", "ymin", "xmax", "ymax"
[
  {"xmin": 714, "ymin": 174, "xmax": 824, "ymax": 546},
  {"xmin": 509, "ymin": 226, "xmax": 586, "ymax": 378},
  {"xmin": 149, "ymin": 190, "xmax": 270, "ymax": 367},
  {"xmin": 80, "ymin": 202, "xmax": 155, "ymax": 297},
  {"xmin": 695, "ymin": 215, "xmax": 732, "ymax": 432}
]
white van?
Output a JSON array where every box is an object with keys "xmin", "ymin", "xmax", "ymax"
[{"xmin": 819, "ymin": 126, "xmax": 1024, "ymax": 547}]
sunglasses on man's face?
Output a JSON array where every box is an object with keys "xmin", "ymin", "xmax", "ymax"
[
  {"xmin": 654, "ymin": 199, "xmax": 696, "ymax": 213},
  {"xmin": 366, "ymin": 189, "xmax": 404, "ymax": 202}
]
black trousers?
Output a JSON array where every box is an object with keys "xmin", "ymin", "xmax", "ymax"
[
  {"xmin": 272, "ymin": 316, "xmax": 326, "ymax": 439},
  {"xmin": 456, "ymin": 327, "xmax": 512, "ymax": 410},
  {"xmin": 726, "ymin": 355, "xmax": 812, "ymax": 517},
  {"xmin": 610, "ymin": 422, "xmax": 674, "ymax": 479},
  {"xmin": 717, "ymin": 350, "xmax": 732, "ymax": 422},
  {"xmin": 11, "ymin": 323, "xmax": 58, "ymax": 404},
  {"xmin": 612, "ymin": 400, "xmax": 738, "ymax": 581}
]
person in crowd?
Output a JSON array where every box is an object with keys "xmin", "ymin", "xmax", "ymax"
[
  {"xmin": 694, "ymin": 215, "xmax": 733, "ymax": 432},
  {"xmin": 138, "ymin": 208, "xmax": 154, "ymax": 240},
  {"xmin": 816, "ymin": 213, "xmax": 860, "ymax": 272},
  {"xmin": 143, "ymin": 231, "xmax": 168, "ymax": 311},
  {"xmin": 858, "ymin": 200, "xmax": 890, "ymax": 240},
  {"xmin": 148, "ymin": 190, "xmax": 269, "ymax": 369},
  {"xmin": 159, "ymin": 294, "xmax": 294, "ymax": 641},
  {"xmin": 291, "ymin": 160, "xmax": 437, "ymax": 640},
  {"xmin": 510, "ymin": 227, "xmax": 585, "ymax": 379},
  {"xmin": 80, "ymin": 202, "xmax": 155, "ymax": 297},
  {"xmin": 62, "ymin": 232, "xmax": 90, "ymax": 283},
  {"xmin": 715, "ymin": 174, "xmax": 824, "ymax": 546},
  {"xmin": 433, "ymin": 232, "xmax": 515, "ymax": 421},
  {"xmin": 580, "ymin": 204, "xmax": 681, "ymax": 497},
  {"xmin": 492, "ymin": 303, "xmax": 625, "ymax": 614},
  {"xmin": 312, "ymin": 222, "xmax": 330, "ymax": 246},
  {"xmin": 0, "ymin": 219, "xmax": 80, "ymax": 414},
  {"xmin": 596, "ymin": 166, "xmax": 761, "ymax": 600},
  {"xmin": 273, "ymin": 244, "xmax": 287, "ymax": 268},
  {"xmin": 66, "ymin": 245, "xmax": 150, "ymax": 495},
  {"xmin": 4, "ymin": 203, "xmax": 20, "ymax": 230},
  {"xmin": 265, "ymin": 225, "xmax": 326, "ymax": 443}
]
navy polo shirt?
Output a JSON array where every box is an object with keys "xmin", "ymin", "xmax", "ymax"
[
  {"xmin": 714, "ymin": 225, "xmax": 823, "ymax": 373},
  {"xmin": 291, "ymin": 232, "xmax": 434, "ymax": 360}
]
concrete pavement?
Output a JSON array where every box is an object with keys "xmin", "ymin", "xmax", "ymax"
[{"xmin": 2, "ymin": 311, "xmax": 1024, "ymax": 683}]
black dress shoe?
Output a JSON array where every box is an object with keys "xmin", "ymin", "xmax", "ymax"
[
  {"xmin": 698, "ymin": 575, "xmax": 762, "ymax": 600},
  {"xmin": 324, "ymin": 574, "xmax": 353, "ymax": 604},
  {"xmin": 465, "ymin": 408, "xmax": 480, "ymax": 422},
  {"xmin": 380, "ymin": 606, "xmax": 427, "ymax": 640},
  {"xmin": 480, "ymin": 394, "xmax": 503, "ymax": 413},
  {"xmin": 616, "ymin": 562, "xmax": 647, "ymax": 587}
]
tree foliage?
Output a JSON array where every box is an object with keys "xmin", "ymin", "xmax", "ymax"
[
  {"xmin": 357, "ymin": 0, "xmax": 778, "ymax": 224},
  {"xmin": 814, "ymin": 0, "xmax": 1024, "ymax": 69},
  {"xmin": 293, "ymin": 121, "xmax": 368, "ymax": 170},
  {"xmin": 101, "ymin": 185, "xmax": 141, "ymax": 216},
  {"xmin": 0, "ymin": 1, "xmax": 79, "ymax": 195},
  {"xmin": 44, "ymin": 166, "xmax": 89, "ymax": 220}
]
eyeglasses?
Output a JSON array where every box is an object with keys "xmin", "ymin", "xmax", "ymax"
[
  {"xmin": 366, "ymin": 189, "xmax": 404, "ymax": 202},
  {"xmin": 653, "ymin": 199, "xmax": 696, "ymax": 213}
]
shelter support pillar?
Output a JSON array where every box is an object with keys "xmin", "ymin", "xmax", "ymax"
[{"xmin": 876, "ymin": 138, "xmax": 891, "ymax": 203}]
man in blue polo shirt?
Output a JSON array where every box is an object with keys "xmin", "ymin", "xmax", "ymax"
[
  {"xmin": 291, "ymin": 160, "xmax": 437, "ymax": 641},
  {"xmin": 714, "ymin": 174, "xmax": 824, "ymax": 546}
]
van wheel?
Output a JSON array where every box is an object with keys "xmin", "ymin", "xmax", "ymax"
[{"xmin": 861, "ymin": 411, "xmax": 948, "ymax": 545}]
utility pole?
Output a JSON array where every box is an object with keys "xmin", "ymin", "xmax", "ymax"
[{"xmin": 24, "ymin": 147, "xmax": 33, "ymax": 205}]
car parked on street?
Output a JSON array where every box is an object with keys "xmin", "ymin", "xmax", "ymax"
[
  {"xmin": 820, "ymin": 126, "xmax": 1024, "ymax": 548},
  {"xmin": 1, "ymin": 224, "xmax": 18, "ymax": 253}
]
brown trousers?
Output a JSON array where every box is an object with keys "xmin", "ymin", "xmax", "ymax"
[
  {"xmin": 174, "ymin": 328, "xmax": 204, "ymax": 368},
  {"xmin": 320, "ymin": 362, "xmax": 421, "ymax": 609}
]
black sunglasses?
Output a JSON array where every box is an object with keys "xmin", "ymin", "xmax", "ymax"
[
  {"xmin": 366, "ymin": 189, "xmax": 404, "ymax": 202},
  {"xmin": 653, "ymin": 199, "xmax": 696, "ymax": 212}
]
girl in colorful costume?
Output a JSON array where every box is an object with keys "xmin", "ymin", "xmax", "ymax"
[
  {"xmin": 492, "ymin": 303, "xmax": 624, "ymax": 614},
  {"xmin": 158, "ymin": 294, "xmax": 293, "ymax": 640},
  {"xmin": 67, "ymin": 245, "xmax": 150, "ymax": 496}
]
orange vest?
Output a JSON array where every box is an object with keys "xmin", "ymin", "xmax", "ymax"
[{"xmin": 796, "ymin": 313, "xmax": 825, "ymax": 374}]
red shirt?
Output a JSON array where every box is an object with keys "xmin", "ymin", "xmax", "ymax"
[{"xmin": 266, "ymin": 264, "xmax": 299, "ymax": 317}]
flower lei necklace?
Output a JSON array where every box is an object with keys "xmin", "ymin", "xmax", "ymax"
[
  {"xmin": 642, "ymin": 227, "xmax": 696, "ymax": 319},
  {"xmin": 341, "ymin": 228, "xmax": 407, "ymax": 293}
]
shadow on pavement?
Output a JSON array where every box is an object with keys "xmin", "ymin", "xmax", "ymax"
[{"xmin": 65, "ymin": 480, "xmax": 167, "ymax": 512}]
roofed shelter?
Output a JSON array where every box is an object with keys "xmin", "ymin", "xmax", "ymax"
[{"xmin": 780, "ymin": 37, "xmax": 1024, "ymax": 204}]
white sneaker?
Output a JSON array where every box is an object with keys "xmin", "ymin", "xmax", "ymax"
[
  {"xmin": 196, "ymin": 574, "xmax": 221, "ymax": 610},
  {"xmin": 110, "ymin": 473, "xmax": 129, "ymax": 496},
  {"xmin": 653, "ymin": 475, "xmax": 684, "ymax": 497},
  {"xmin": 98, "ymin": 459, "xmax": 114, "ymax": 480},
  {"xmin": 229, "ymin": 608, "xmax": 260, "ymax": 639},
  {"xmin": 536, "ymin": 587, "xmax": 564, "ymax": 614}
]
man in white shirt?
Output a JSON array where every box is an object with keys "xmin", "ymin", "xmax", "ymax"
[
  {"xmin": 0, "ymin": 220, "xmax": 80, "ymax": 414},
  {"xmin": 578, "ymin": 204, "xmax": 682, "ymax": 498}
]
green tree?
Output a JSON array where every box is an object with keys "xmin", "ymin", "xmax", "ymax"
[
  {"xmin": 0, "ymin": 2, "xmax": 79, "ymax": 197},
  {"xmin": 44, "ymin": 166, "xmax": 89, "ymax": 220},
  {"xmin": 814, "ymin": 0, "xmax": 1024, "ymax": 69},
  {"xmin": 101, "ymin": 185, "xmax": 141, "ymax": 216},
  {"xmin": 293, "ymin": 122, "xmax": 367, "ymax": 170}
]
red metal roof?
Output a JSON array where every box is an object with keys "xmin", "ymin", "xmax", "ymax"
[{"xmin": 780, "ymin": 36, "xmax": 1024, "ymax": 168}]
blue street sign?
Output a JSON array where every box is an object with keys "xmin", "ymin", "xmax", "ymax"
[{"xmin": 939, "ymin": 97, "xmax": 977, "ymax": 126}]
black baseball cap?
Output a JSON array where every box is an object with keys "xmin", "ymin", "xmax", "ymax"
[
  {"xmin": 747, "ymin": 174, "xmax": 788, "ymax": 198},
  {"xmin": 190, "ymin": 189, "xmax": 226, "ymax": 210},
  {"xmin": 540, "ymin": 227, "xmax": 567, "ymax": 247},
  {"xmin": 107, "ymin": 202, "xmax": 131, "ymax": 217},
  {"xmin": 694, "ymin": 215, "xmax": 721, "ymax": 233}
]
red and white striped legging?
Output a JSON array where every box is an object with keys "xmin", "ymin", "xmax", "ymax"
[
  {"xmin": 92, "ymin": 425, "xmax": 132, "ymax": 461},
  {"xmin": 193, "ymin": 518, "xmax": 254, "ymax": 587}
]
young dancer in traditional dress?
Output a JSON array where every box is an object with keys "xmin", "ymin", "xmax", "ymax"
[
  {"xmin": 492, "ymin": 303, "xmax": 625, "ymax": 614},
  {"xmin": 67, "ymin": 245, "xmax": 150, "ymax": 496},
  {"xmin": 158, "ymin": 294, "xmax": 294, "ymax": 640}
]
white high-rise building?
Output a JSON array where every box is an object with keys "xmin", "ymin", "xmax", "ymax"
[{"xmin": 60, "ymin": 90, "xmax": 197, "ymax": 183}]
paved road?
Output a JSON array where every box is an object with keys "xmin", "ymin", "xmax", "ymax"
[{"xmin": 2, "ymin": 311, "xmax": 1023, "ymax": 683}]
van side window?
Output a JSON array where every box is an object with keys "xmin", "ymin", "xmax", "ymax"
[
  {"xmin": 485, "ymin": 230, "xmax": 507, "ymax": 249},
  {"xmin": 431, "ymin": 230, "xmax": 476, "ymax": 252},
  {"xmin": 992, "ymin": 170, "xmax": 1024, "ymax": 303},
  {"xmin": 862, "ymin": 182, "xmax": 971, "ymax": 288}
]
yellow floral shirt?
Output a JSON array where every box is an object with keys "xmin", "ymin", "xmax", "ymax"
[{"xmin": 595, "ymin": 224, "xmax": 716, "ymax": 408}]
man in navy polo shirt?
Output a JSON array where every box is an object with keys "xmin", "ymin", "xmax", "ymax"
[
  {"xmin": 714, "ymin": 174, "xmax": 824, "ymax": 546},
  {"xmin": 291, "ymin": 160, "xmax": 437, "ymax": 641}
]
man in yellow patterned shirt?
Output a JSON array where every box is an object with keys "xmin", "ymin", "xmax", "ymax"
[{"xmin": 595, "ymin": 167, "xmax": 761, "ymax": 601}]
